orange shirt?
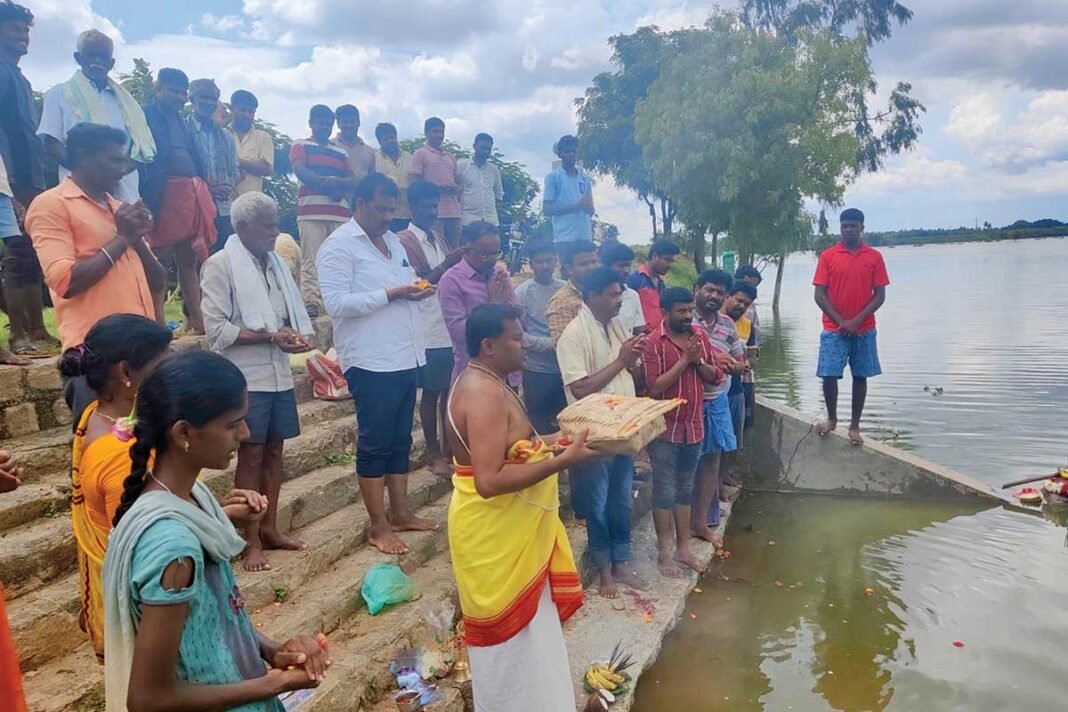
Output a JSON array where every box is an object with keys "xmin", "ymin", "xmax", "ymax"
[
  {"xmin": 25, "ymin": 178, "xmax": 155, "ymax": 349},
  {"xmin": 1, "ymin": 585, "xmax": 27, "ymax": 712}
]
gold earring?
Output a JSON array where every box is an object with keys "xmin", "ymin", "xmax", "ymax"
[{"xmin": 125, "ymin": 380, "xmax": 132, "ymax": 388}]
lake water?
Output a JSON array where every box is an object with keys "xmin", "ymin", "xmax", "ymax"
[
  {"xmin": 633, "ymin": 239, "xmax": 1068, "ymax": 711},
  {"xmin": 754, "ymin": 238, "xmax": 1068, "ymax": 484}
]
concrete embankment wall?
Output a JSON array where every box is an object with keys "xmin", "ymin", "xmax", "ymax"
[{"xmin": 739, "ymin": 397, "xmax": 1002, "ymax": 502}]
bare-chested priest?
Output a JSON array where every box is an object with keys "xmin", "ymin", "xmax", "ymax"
[{"xmin": 445, "ymin": 302, "xmax": 597, "ymax": 711}]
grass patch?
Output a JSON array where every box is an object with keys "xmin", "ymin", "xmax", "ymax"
[
  {"xmin": 273, "ymin": 585, "xmax": 291, "ymax": 603},
  {"xmin": 324, "ymin": 451, "xmax": 356, "ymax": 467},
  {"xmin": 1, "ymin": 301, "xmax": 187, "ymax": 350}
]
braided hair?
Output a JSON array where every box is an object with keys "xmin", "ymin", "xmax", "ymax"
[
  {"xmin": 58, "ymin": 314, "xmax": 173, "ymax": 395},
  {"xmin": 112, "ymin": 351, "xmax": 247, "ymax": 526}
]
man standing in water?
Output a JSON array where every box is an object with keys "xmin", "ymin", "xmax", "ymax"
[
  {"xmin": 446, "ymin": 303, "xmax": 595, "ymax": 711},
  {"xmin": 813, "ymin": 208, "xmax": 889, "ymax": 446}
]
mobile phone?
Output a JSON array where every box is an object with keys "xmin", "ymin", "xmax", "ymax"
[{"xmin": 632, "ymin": 326, "xmax": 650, "ymax": 336}]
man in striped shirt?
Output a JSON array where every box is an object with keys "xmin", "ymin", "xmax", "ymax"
[
  {"xmin": 642, "ymin": 287, "xmax": 721, "ymax": 579},
  {"xmin": 290, "ymin": 105, "xmax": 356, "ymax": 316}
]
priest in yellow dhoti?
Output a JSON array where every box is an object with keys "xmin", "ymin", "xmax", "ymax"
[{"xmin": 446, "ymin": 303, "xmax": 599, "ymax": 711}]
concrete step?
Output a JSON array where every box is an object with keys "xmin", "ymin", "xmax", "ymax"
[
  {"xmin": 0, "ymin": 400, "xmax": 356, "ymax": 600},
  {"xmin": 3, "ymin": 387, "xmax": 341, "ymax": 490},
  {"xmin": 0, "ymin": 479, "xmax": 69, "ymax": 531},
  {"xmin": 20, "ymin": 473, "xmax": 452, "ymax": 712},
  {"xmin": 0, "ymin": 335, "xmax": 210, "ymax": 442},
  {"xmin": 562, "ymin": 502, "xmax": 731, "ymax": 712}
]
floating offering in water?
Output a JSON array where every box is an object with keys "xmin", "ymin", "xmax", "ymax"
[
  {"xmin": 953, "ymin": 641, "xmax": 965, "ymax": 648},
  {"xmin": 864, "ymin": 587, "xmax": 876, "ymax": 597},
  {"xmin": 1014, "ymin": 487, "xmax": 1043, "ymax": 505}
]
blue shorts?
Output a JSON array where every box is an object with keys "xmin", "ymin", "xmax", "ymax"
[
  {"xmin": 701, "ymin": 391, "xmax": 737, "ymax": 456},
  {"xmin": 817, "ymin": 329, "xmax": 881, "ymax": 379},
  {"xmin": 0, "ymin": 195, "xmax": 19, "ymax": 239},
  {"xmin": 244, "ymin": 390, "xmax": 301, "ymax": 444}
]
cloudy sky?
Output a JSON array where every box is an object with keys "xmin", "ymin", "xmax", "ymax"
[{"xmin": 17, "ymin": 0, "xmax": 1068, "ymax": 240}]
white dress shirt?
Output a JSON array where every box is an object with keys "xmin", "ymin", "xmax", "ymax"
[
  {"xmin": 37, "ymin": 81, "xmax": 140, "ymax": 203},
  {"xmin": 317, "ymin": 219, "xmax": 426, "ymax": 373},
  {"xmin": 619, "ymin": 286, "xmax": 646, "ymax": 333},
  {"xmin": 404, "ymin": 223, "xmax": 453, "ymax": 349},
  {"xmin": 458, "ymin": 159, "xmax": 503, "ymax": 226}
]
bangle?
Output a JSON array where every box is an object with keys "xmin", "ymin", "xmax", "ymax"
[{"xmin": 100, "ymin": 246, "xmax": 117, "ymax": 267}]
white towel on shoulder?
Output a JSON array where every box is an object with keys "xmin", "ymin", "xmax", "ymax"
[{"xmin": 223, "ymin": 235, "xmax": 314, "ymax": 337}]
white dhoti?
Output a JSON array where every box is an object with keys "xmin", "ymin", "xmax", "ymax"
[{"xmin": 468, "ymin": 581, "xmax": 576, "ymax": 712}]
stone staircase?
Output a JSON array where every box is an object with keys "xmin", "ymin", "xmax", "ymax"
[{"xmin": 2, "ymin": 333, "xmax": 727, "ymax": 712}]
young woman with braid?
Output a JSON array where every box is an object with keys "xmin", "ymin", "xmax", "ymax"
[
  {"xmin": 61, "ymin": 314, "xmax": 267, "ymax": 663},
  {"xmin": 100, "ymin": 350, "xmax": 327, "ymax": 712}
]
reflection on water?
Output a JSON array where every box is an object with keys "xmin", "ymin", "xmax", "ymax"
[
  {"xmin": 634, "ymin": 494, "xmax": 1068, "ymax": 711},
  {"xmin": 756, "ymin": 238, "xmax": 1068, "ymax": 483}
]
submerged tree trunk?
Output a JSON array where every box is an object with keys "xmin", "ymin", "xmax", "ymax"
[
  {"xmin": 691, "ymin": 228, "xmax": 705, "ymax": 270},
  {"xmin": 772, "ymin": 249, "xmax": 787, "ymax": 310},
  {"xmin": 644, "ymin": 196, "xmax": 658, "ymax": 239},
  {"xmin": 661, "ymin": 197, "xmax": 676, "ymax": 238},
  {"xmin": 710, "ymin": 231, "xmax": 719, "ymax": 265}
]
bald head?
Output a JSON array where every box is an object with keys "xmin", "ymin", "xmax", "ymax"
[{"xmin": 74, "ymin": 29, "xmax": 114, "ymax": 87}]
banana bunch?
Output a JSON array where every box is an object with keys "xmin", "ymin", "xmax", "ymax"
[{"xmin": 589, "ymin": 664, "xmax": 626, "ymax": 690}]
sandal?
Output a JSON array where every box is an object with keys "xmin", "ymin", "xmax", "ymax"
[{"xmin": 14, "ymin": 345, "xmax": 53, "ymax": 360}]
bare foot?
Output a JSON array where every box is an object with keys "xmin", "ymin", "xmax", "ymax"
[
  {"xmin": 675, "ymin": 549, "xmax": 705, "ymax": 573},
  {"xmin": 598, "ymin": 569, "xmax": 618, "ymax": 599},
  {"xmin": 691, "ymin": 524, "xmax": 724, "ymax": 547},
  {"xmin": 817, "ymin": 419, "xmax": 837, "ymax": 436},
  {"xmin": 658, "ymin": 551, "xmax": 686, "ymax": 579},
  {"xmin": 260, "ymin": 529, "xmax": 307, "ymax": 551},
  {"xmin": 388, "ymin": 511, "xmax": 438, "ymax": 532},
  {"xmin": 368, "ymin": 523, "xmax": 409, "ymax": 555},
  {"xmin": 243, "ymin": 544, "xmax": 272, "ymax": 572},
  {"xmin": 612, "ymin": 564, "xmax": 648, "ymax": 591},
  {"xmin": 0, "ymin": 347, "xmax": 30, "ymax": 366},
  {"xmin": 31, "ymin": 331, "xmax": 59, "ymax": 347},
  {"xmin": 427, "ymin": 457, "xmax": 452, "ymax": 478},
  {"xmin": 848, "ymin": 426, "xmax": 864, "ymax": 446}
]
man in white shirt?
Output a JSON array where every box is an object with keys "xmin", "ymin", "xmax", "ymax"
[
  {"xmin": 458, "ymin": 132, "xmax": 503, "ymax": 226},
  {"xmin": 600, "ymin": 241, "xmax": 647, "ymax": 334},
  {"xmin": 557, "ymin": 266, "xmax": 647, "ymax": 598},
  {"xmin": 397, "ymin": 181, "xmax": 466, "ymax": 477},
  {"xmin": 317, "ymin": 173, "xmax": 438, "ymax": 555},
  {"xmin": 37, "ymin": 29, "xmax": 154, "ymax": 203}
]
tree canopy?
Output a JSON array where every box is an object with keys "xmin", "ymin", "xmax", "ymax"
[{"xmin": 625, "ymin": 2, "xmax": 921, "ymax": 266}]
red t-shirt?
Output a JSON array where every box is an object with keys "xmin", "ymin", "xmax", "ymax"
[
  {"xmin": 641, "ymin": 321, "xmax": 719, "ymax": 444},
  {"xmin": 812, "ymin": 241, "xmax": 890, "ymax": 332}
]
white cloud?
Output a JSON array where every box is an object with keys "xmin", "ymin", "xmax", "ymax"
[{"xmin": 852, "ymin": 153, "xmax": 968, "ymax": 195}]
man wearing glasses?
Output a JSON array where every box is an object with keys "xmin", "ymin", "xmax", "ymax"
[{"xmin": 437, "ymin": 220, "xmax": 521, "ymax": 385}]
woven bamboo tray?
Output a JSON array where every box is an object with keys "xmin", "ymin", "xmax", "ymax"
[{"xmin": 557, "ymin": 393, "xmax": 686, "ymax": 456}]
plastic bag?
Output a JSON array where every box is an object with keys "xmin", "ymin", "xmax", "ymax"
[
  {"xmin": 306, "ymin": 350, "xmax": 351, "ymax": 401},
  {"xmin": 361, "ymin": 563, "xmax": 416, "ymax": 615}
]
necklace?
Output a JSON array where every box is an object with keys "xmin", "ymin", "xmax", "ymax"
[
  {"xmin": 92, "ymin": 410, "xmax": 119, "ymax": 424},
  {"xmin": 148, "ymin": 471, "xmax": 173, "ymax": 495},
  {"xmin": 464, "ymin": 362, "xmax": 558, "ymax": 513}
]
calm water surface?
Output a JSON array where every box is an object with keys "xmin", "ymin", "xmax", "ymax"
[
  {"xmin": 634, "ymin": 239, "xmax": 1068, "ymax": 711},
  {"xmin": 755, "ymin": 238, "xmax": 1068, "ymax": 483}
]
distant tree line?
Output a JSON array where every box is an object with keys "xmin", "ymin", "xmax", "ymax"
[{"xmin": 859, "ymin": 219, "xmax": 1068, "ymax": 248}]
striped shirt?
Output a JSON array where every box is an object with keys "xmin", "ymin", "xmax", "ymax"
[
  {"xmin": 545, "ymin": 280, "xmax": 583, "ymax": 343},
  {"xmin": 641, "ymin": 321, "xmax": 717, "ymax": 444},
  {"xmin": 188, "ymin": 115, "xmax": 239, "ymax": 217},
  {"xmin": 702, "ymin": 312, "xmax": 743, "ymax": 400},
  {"xmin": 290, "ymin": 139, "xmax": 354, "ymax": 223}
]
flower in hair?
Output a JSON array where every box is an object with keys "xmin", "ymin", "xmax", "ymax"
[{"xmin": 112, "ymin": 404, "xmax": 137, "ymax": 443}]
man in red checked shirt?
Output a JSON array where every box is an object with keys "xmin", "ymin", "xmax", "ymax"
[
  {"xmin": 813, "ymin": 207, "xmax": 889, "ymax": 447},
  {"xmin": 642, "ymin": 287, "xmax": 722, "ymax": 579}
]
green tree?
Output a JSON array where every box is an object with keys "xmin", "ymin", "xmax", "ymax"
[
  {"xmin": 399, "ymin": 137, "xmax": 539, "ymax": 226},
  {"xmin": 634, "ymin": 8, "xmax": 922, "ymax": 279},
  {"xmin": 576, "ymin": 27, "xmax": 684, "ymax": 239},
  {"xmin": 118, "ymin": 58, "xmax": 156, "ymax": 107}
]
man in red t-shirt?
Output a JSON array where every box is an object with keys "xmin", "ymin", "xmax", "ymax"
[{"xmin": 813, "ymin": 208, "xmax": 889, "ymax": 446}]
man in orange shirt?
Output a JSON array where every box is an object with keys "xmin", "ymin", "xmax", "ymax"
[
  {"xmin": 25, "ymin": 122, "xmax": 166, "ymax": 422},
  {"xmin": 813, "ymin": 208, "xmax": 889, "ymax": 446}
]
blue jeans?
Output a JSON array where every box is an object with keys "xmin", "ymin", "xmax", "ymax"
[
  {"xmin": 817, "ymin": 329, "xmax": 882, "ymax": 379},
  {"xmin": 344, "ymin": 366, "xmax": 417, "ymax": 477},
  {"xmin": 571, "ymin": 454, "xmax": 635, "ymax": 569}
]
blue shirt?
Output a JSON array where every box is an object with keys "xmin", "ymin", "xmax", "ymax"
[
  {"xmin": 130, "ymin": 519, "xmax": 283, "ymax": 712},
  {"xmin": 544, "ymin": 166, "xmax": 593, "ymax": 242}
]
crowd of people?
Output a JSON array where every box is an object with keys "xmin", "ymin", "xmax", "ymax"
[{"xmin": 0, "ymin": 2, "xmax": 891, "ymax": 710}]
